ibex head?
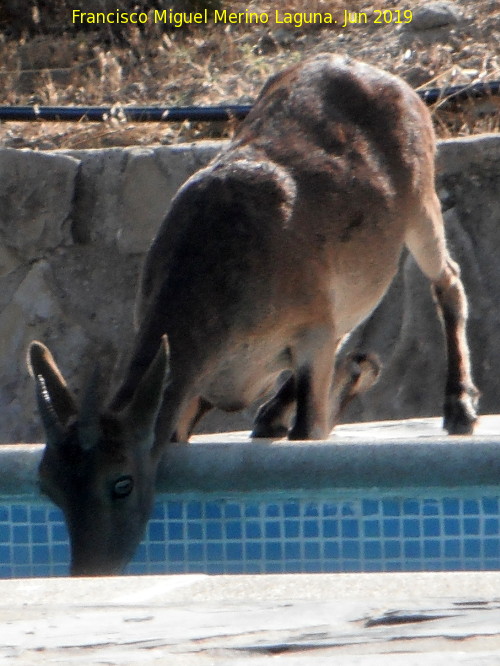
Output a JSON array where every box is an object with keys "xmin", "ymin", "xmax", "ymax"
[{"xmin": 27, "ymin": 337, "xmax": 170, "ymax": 576}]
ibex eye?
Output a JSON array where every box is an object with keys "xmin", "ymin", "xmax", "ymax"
[{"xmin": 112, "ymin": 476, "xmax": 134, "ymax": 499}]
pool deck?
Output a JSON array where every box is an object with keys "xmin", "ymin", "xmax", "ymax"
[{"xmin": 2, "ymin": 571, "xmax": 500, "ymax": 664}]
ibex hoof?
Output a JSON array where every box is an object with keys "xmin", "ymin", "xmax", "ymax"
[
  {"xmin": 250, "ymin": 422, "xmax": 288, "ymax": 439},
  {"xmin": 443, "ymin": 390, "xmax": 479, "ymax": 435}
]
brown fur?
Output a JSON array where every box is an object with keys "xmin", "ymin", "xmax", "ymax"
[{"xmin": 28, "ymin": 54, "xmax": 478, "ymax": 575}]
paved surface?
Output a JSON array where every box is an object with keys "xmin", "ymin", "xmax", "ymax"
[{"xmin": 2, "ymin": 572, "xmax": 500, "ymax": 664}]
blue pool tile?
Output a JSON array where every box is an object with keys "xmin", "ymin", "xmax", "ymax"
[
  {"xmin": 364, "ymin": 541, "xmax": 382, "ymax": 559},
  {"xmin": 482, "ymin": 498, "xmax": 499, "ymax": 514},
  {"xmin": 226, "ymin": 543, "xmax": 243, "ymax": 560},
  {"xmin": 206, "ymin": 522, "xmax": 223, "ymax": 540},
  {"xmin": 167, "ymin": 523, "xmax": 184, "ymax": 540},
  {"xmin": 245, "ymin": 542, "xmax": 262, "ymax": 560},
  {"xmin": 303, "ymin": 521, "xmax": 319, "ymax": 538},
  {"xmin": 464, "ymin": 539, "xmax": 481, "ymax": 558},
  {"xmin": 444, "ymin": 518, "xmax": 460, "ymax": 535},
  {"xmin": 382, "ymin": 500, "xmax": 399, "ymax": 517},
  {"xmin": 483, "ymin": 539, "xmax": 500, "ymax": 558},
  {"xmin": 148, "ymin": 543, "xmax": 166, "ymax": 563},
  {"xmin": 424, "ymin": 541, "xmax": 441, "ymax": 558},
  {"xmin": 402, "ymin": 500, "xmax": 420, "ymax": 515},
  {"xmin": 206, "ymin": 543, "xmax": 223, "ymax": 560},
  {"xmin": 151, "ymin": 503, "xmax": 165, "ymax": 520},
  {"xmin": 443, "ymin": 498, "xmax": 460, "ymax": 515},
  {"xmin": 304, "ymin": 542, "xmax": 320, "ymax": 560},
  {"xmin": 11, "ymin": 506, "xmax": 28, "ymax": 523},
  {"xmin": 444, "ymin": 539, "xmax": 461, "ymax": 557},
  {"xmin": 362, "ymin": 499, "xmax": 379, "ymax": 516},
  {"xmin": 168, "ymin": 544, "xmax": 185, "ymax": 562},
  {"xmin": 382, "ymin": 519, "xmax": 399, "ymax": 538},
  {"xmin": 265, "ymin": 521, "xmax": 281, "ymax": 538},
  {"xmin": 322, "ymin": 503, "xmax": 338, "ymax": 517},
  {"xmin": 304, "ymin": 503, "xmax": 319, "ymax": 517},
  {"xmin": 243, "ymin": 504, "xmax": 259, "ymax": 518},
  {"xmin": 403, "ymin": 519, "xmax": 420, "ymax": 538},
  {"xmin": 52, "ymin": 544, "xmax": 69, "ymax": 563},
  {"xmin": 342, "ymin": 541, "xmax": 360, "ymax": 559},
  {"xmin": 284, "ymin": 542, "xmax": 301, "ymax": 559},
  {"xmin": 245, "ymin": 521, "xmax": 261, "ymax": 539},
  {"xmin": 283, "ymin": 502, "xmax": 300, "ymax": 517},
  {"xmin": 284, "ymin": 520, "xmax": 299, "ymax": 538},
  {"xmin": 385, "ymin": 540, "xmax": 401, "ymax": 558},
  {"xmin": 187, "ymin": 522, "xmax": 202, "ymax": 540},
  {"xmin": 32, "ymin": 545, "xmax": 50, "ymax": 563},
  {"xmin": 423, "ymin": 518, "xmax": 440, "ymax": 537},
  {"xmin": 224, "ymin": 503, "xmax": 241, "ymax": 519},
  {"xmin": 422, "ymin": 500, "xmax": 439, "ymax": 516},
  {"xmin": 12, "ymin": 525, "xmax": 29, "ymax": 544},
  {"xmin": 206, "ymin": 502, "xmax": 223, "ymax": 519},
  {"xmin": 265, "ymin": 542, "xmax": 282, "ymax": 560},
  {"xmin": 31, "ymin": 524, "xmax": 48, "ymax": 543},
  {"xmin": 341, "ymin": 504, "xmax": 356, "ymax": 517},
  {"xmin": 13, "ymin": 546, "xmax": 30, "ymax": 565},
  {"xmin": 166, "ymin": 501, "xmax": 183, "ymax": 519},
  {"xmin": 464, "ymin": 518, "xmax": 480, "ymax": 535},
  {"xmin": 404, "ymin": 541, "xmax": 420, "ymax": 558},
  {"xmin": 323, "ymin": 542, "xmax": 339, "ymax": 559},
  {"xmin": 303, "ymin": 561, "xmax": 323, "ymax": 573},
  {"xmin": 363, "ymin": 520, "xmax": 380, "ymax": 538},
  {"xmin": 342, "ymin": 520, "xmax": 359, "ymax": 538},
  {"xmin": 265, "ymin": 504, "xmax": 280, "ymax": 518},
  {"xmin": 485, "ymin": 518, "xmax": 500, "ymax": 535},
  {"xmin": 463, "ymin": 499, "xmax": 480, "ymax": 515},
  {"xmin": 50, "ymin": 524, "xmax": 68, "ymax": 542},
  {"xmin": 187, "ymin": 501, "xmax": 202, "ymax": 519},
  {"xmin": 187, "ymin": 543, "xmax": 204, "ymax": 561},
  {"xmin": 148, "ymin": 521, "xmax": 165, "ymax": 541},
  {"xmin": 323, "ymin": 519, "xmax": 338, "ymax": 538},
  {"xmin": 225, "ymin": 521, "xmax": 242, "ymax": 540}
]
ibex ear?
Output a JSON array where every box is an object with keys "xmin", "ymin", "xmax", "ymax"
[
  {"xmin": 122, "ymin": 335, "xmax": 170, "ymax": 447},
  {"xmin": 27, "ymin": 341, "xmax": 78, "ymax": 445}
]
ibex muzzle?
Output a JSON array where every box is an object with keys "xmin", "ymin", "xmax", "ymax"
[{"xmin": 28, "ymin": 54, "xmax": 478, "ymax": 576}]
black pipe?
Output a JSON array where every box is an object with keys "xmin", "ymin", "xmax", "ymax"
[{"xmin": 0, "ymin": 80, "xmax": 499, "ymax": 123}]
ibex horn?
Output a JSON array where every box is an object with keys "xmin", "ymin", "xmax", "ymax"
[{"xmin": 35, "ymin": 374, "xmax": 66, "ymax": 446}]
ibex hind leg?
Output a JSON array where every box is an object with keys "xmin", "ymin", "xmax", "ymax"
[
  {"xmin": 171, "ymin": 396, "xmax": 213, "ymax": 442},
  {"xmin": 406, "ymin": 195, "xmax": 479, "ymax": 435},
  {"xmin": 251, "ymin": 353, "xmax": 380, "ymax": 439}
]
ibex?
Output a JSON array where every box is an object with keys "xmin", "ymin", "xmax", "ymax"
[{"xmin": 28, "ymin": 54, "xmax": 478, "ymax": 576}]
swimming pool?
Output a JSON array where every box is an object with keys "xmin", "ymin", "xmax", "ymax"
[
  {"xmin": 1, "ymin": 489, "xmax": 500, "ymax": 578},
  {"xmin": 2, "ymin": 418, "xmax": 500, "ymax": 578}
]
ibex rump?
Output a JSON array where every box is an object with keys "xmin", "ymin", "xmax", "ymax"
[{"xmin": 28, "ymin": 54, "xmax": 478, "ymax": 575}]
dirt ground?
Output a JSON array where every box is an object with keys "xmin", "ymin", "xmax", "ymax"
[{"xmin": 0, "ymin": 0, "xmax": 498, "ymax": 150}]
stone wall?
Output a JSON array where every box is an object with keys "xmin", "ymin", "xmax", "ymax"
[{"xmin": 1, "ymin": 135, "xmax": 499, "ymax": 443}]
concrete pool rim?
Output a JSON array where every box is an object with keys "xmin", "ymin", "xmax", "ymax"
[{"xmin": 2, "ymin": 416, "xmax": 500, "ymax": 499}]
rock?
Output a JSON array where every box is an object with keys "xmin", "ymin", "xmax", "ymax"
[
  {"xmin": 0, "ymin": 148, "xmax": 78, "ymax": 260},
  {"xmin": 64, "ymin": 142, "xmax": 221, "ymax": 253},
  {"xmin": 410, "ymin": 2, "xmax": 461, "ymax": 30}
]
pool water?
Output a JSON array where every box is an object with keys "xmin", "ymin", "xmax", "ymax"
[{"xmin": 1, "ymin": 489, "xmax": 500, "ymax": 578}]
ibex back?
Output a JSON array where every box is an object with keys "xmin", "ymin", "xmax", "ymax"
[{"xmin": 28, "ymin": 54, "xmax": 478, "ymax": 575}]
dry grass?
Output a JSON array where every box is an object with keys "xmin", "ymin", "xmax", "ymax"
[{"xmin": 0, "ymin": 0, "xmax": 499, "ymax": 149}]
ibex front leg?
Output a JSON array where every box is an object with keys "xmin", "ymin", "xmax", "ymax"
[{"xmin": 432, "ymin": 257, "xmax": 479, "ymax": 434}]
